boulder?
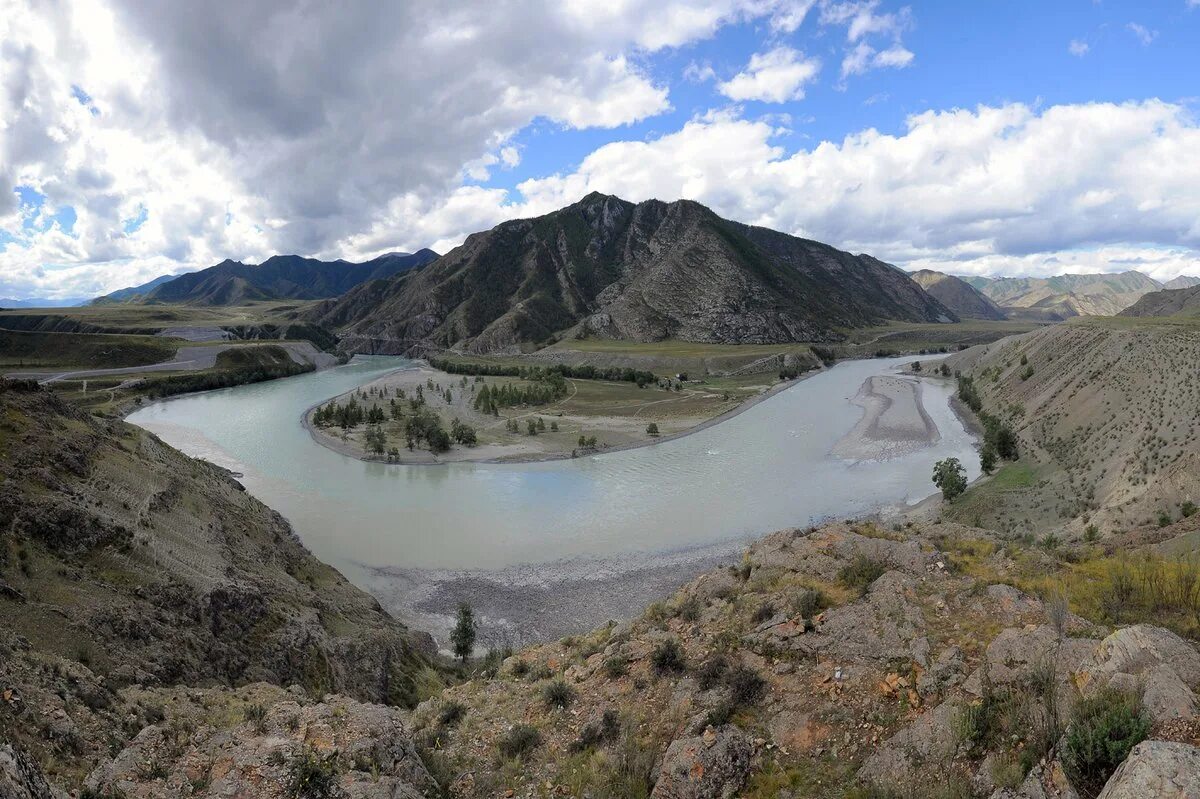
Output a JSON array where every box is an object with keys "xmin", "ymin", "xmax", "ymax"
[
  {"xmin": 1096, "ymin": 741, "xmax": 1200, "ymax": 798},
  {"xmin": 650, "ymin": 725, "xmax": 752, "ymax": 799},
  {"xmin": 0, "ymin": 745, "xmax": 64, "ymax": 799},
  {"xmin": 793, "ymin": 571, "xmax": 928, "ymax": 664},
  {"xmin": 1085, "ymin": 625, "xmax": 1200, "ymax": 724}
]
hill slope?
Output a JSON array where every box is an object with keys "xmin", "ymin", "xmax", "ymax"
[
  {"xmin": 1121, "ymin": 285, "xmax": 1200, "ymax": 317},
  {"xmin": 0, "ymin": 381, "xmax": 439, "ymax": 783},
  {"xmin": 909, "ymin": 269, "xmax": 1007, "ymax": 320},
  {"xmin": 943, "ymin": 318, "xmax": 1200, "ymax": 536},
  {"xmin": 963, "ymin": 271, "xmax": 1161, "ymax": 319},
  {"xmin": 310, "ymin": 193, "xmax": 956, "ymax": 354},
  {"xmin": 131, "ymin": 249, "xmax": 439, "ymax": 305}
]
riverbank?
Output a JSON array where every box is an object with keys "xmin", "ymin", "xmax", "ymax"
[
  {"xmin": 302, "ymin": 360, "xmax": 809, "ymax": 465},
  {"xmin": 832, "ymin": 375, "xmax": 940, "ymax": 460}
]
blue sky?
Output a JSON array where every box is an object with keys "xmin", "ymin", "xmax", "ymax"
[
  {"xmin": 493, "ymin": 1, "xmax": 1200, "ymax": 195},
  {"xmin": 3, "ymin": 0, "xmax": 1200, "ymax": 300}
]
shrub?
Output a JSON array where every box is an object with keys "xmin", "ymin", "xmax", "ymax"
[
  {"xmin": 438, "ymin": 700, "xmax": 466, "ymax": 728},
  {"xmin": 676, "ymin": 596, "xmax": 702, "ymax": 622},
  {"xmin": 570, "ymin": 708, "xmax": 621, "ymax": 752},
  {"xmin": 498, "ymin": 724, "xmax": 541, "ymax": 760},
  {"xmin": 696, "ymin": 655, "xmax": 729, "ymax": 691},
  {"xmin": 1061, "ymin": 688, "xmax": 1149, "ymax": 798},
  {"xmin": 790, "ymin": 587, "xmax": 828, "ymax": 619},
  {"xmin": 751, "ymin": 601, "xmax": 776, "ymax": 624},
  {"xmin": 1182, "ymin": 501, "xmax": 1198, "ymax": 519},
  {"xmin": 287, "ymin": 749, "xmax": 339, "ymax": 798},
  {"xmin": 838, "ymin": 555, "xmax": 888, "ymax": 595},
  {"xmin": 510, "ymin": 659, "xmax": 530, "ymax": 678},
  {"xmin": 542, "ymin": 679, "xmax": 576, "ymax": 710},
  {"xmin": 725, "ymin": 665, "xmax": 766, "ymax": 707},
  {"xmin": 650, "ymin": 638, "xmax": 686, "ymax": 674},
  {"xmin": 602, "ymin": 657, "xmax": 628, "ymax": 679}
]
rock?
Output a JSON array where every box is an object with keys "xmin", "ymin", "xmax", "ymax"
[
  {"xmin": 962, "ymin": 626, "xmax": 1098, "ymax": 696},
  {"xmin": 793, "ymin": 571, "xmax": 927, "ymax": 664},
  {"xmin": 857, "ymin": 702, "xmax": 960, "ymax": 786},
  {"xmin": 1097, "ymin": 741, "xmax": 1200, "ymax": 798},
  {"xmin": 918, "ymin": 646, "xmax": 965, "ymax": 696},
  {"xmin": 84, "ymin": 686, "xmax": 437, "ymax": 799},
  {"xmin": 1089, "ymin": 625, "xmax": 1200, "ymax": 685},
  {"xmin": 0, "ymin": 745, "xmax": 64, "ymax": 799},
  {"xmin": 650, "ymin": 725, "xmax": 752, "ymax": 799},
  {"xmin": 1084, "ymin": 625, "xmax": 1200, "ymax": 724}
]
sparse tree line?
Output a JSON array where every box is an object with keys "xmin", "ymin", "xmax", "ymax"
[
  {"xmin": 429, "ymin": 357, "xmax": 657, "ymax": 388},
  {"xmin": 472, "ymin": 375, "xmax": 568, "ymax": 413}
]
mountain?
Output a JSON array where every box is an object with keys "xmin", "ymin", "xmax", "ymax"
[
  {"xmin": 1163, "ymin": 275, "xmax": 1200, "ymax": 290},
  {"xmin": 90, "ymin": 273, "xmax": 179, "ymax": 304},
  {"xmin": 960, "ymin": 271, "xmax": 1161, "ymax": 319},
  {"xmin": 133, "ymin": 249, "xmax": 439, "ymax": 305},
  {"xmin": 309, "ymin": 193, "xmax": 956, "ymax": 354},
  {"xmin": 908, "ymin": 270, "xmax": 1006, "ymax": 320},
  {"xmin": 1119, "ymin": 284, "xmax": 1200, "ymax": 317},
  {"xmin": 0, "ymin": 297, "xmax": 87, "ymax": 309}
]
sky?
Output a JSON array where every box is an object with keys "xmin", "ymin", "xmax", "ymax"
[{"xmin": 2, "ymin": 0, "xmax": 1199, "ymax": 301}]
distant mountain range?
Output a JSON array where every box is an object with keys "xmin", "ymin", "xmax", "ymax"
[
  {"xmin": 909, "ymin": 270, "xmax": 1006, "ymax": 320},
  {"xmin": 937, "ymin": 270, "xmax": 1197, "ymax": 321},
  {"xmin": 0, "ymin": 297, "xmax": 87, "ymax": 309},
  {"xmin": 307, "ymin": 192, "xmax": 957, "ymax": 354},
  {"xmin": 91, "ymin": 250, "xmax": 439, "ymax": 306}
]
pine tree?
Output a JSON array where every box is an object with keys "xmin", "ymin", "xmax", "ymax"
[{"xmin": 450, "ymin": 603, "xmax": 476, "ymax": 663}]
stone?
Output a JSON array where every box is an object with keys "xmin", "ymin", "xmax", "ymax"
[
  {"xmin": 0, "ymin": 745, "xmax": 64, "ymax": 799},
  {"xmin": 650, "ymin": 725, "xmax": 752, "ymax": 799},
  {"xmin": 1096, "ymin": 741, "xmax": 1200, "ymax": 798}
]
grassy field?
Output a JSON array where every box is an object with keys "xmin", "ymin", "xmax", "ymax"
[
  {"xmin": 0, "ymin": 329, "xmax": 179, "ymax": 369},
  {"xmin": 0, "ymin": 300, "xmax": 316, "ymax": 333}
]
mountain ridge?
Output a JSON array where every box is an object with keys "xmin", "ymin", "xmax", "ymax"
[
  {"xmin": 909, "ymin": 269, "xmax": 1006, "ymax": 320},
  {"xmin": 98, "ymin": 249, "xmax": 440, "ymax": 306},
  {"xmin": 309, "ymin": 193, "xmax": 957, "ymax": 354}
]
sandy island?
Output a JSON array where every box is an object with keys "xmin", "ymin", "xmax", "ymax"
[
  {"xmin": 832, "ymin": 374, "xmax": 940, "ymax": 461},
  {"xmin": 302, "ymin": 362, "xmax": 808, "ymax": 465}
]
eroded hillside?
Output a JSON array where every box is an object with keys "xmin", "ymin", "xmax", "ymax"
[
  {"xmin": 0, "ymin": 381, "xmax": 441, "ymax": 785},
  {"xmin": 940, "ymin": 319, "xmax": 1200, "ymax": 540}
]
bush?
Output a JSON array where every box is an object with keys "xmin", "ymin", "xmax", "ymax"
[
  {"xmin": 570, "ymin": 708, "xmax": 621, "ymax": 752},
  {"xmin": 542, "ymin": 679, "xmax": 576, "ymax": 710},
  {"xmin": 510, "ymin": 659, "xmax": 530, "ymax": 678},
  {"xmin": 838, "ymin": 555, "xmax": 888, "ymax": 595},
  {"xmin": 602, "ymin": 657, "xmax": 628, "ymax": 679},
  {"xmin": 287, "ymin": 749, "xmax": 339, "ymax": 798},
  {"xmin": 676, "ymin": 596, "xmax": 702, "ymax": 622},
  {"xmin": 498, "ymin": 724, "xmax": 542, "ymax": 760},
  {"xmin": 1061, "ymin": 688, "xmax": 1149, "ymax": 798},
  {"xmin": 650, "ymin": 638, "xmax": 686, "ymax": 674},
  {"xmin": 438, "ymin": 700, "xmax": 466, "ymax": 728},
  {"xmin": 696, "ymin": 655, "xmax": 729, "ymax": 691},
  {"xmin": 725, "ymin": 665, "xmax": 766, "ymax": 707},
  {"xmin": 790, "ymin": 587, "xmax": 828, "ymax": 619},
  {"xmin": 751, "ymin": 601, "xmax": 776, "ymax": 624}
]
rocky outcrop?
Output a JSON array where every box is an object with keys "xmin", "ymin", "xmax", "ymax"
[
  {"xmin": 84, "ymin": 685, "xmax": 437, "ymax": 799},
  {"xmin": 310, "ymin": 193, "xmax": 956, "ymax": 354},
  {"xmin": 650, "ymin": 725, "xmax": 752, "ymax": 799},
  {"xmin": 1096, "ymin": 741, "xmax": 1200, "ymax": 798},
  {"xmin": 1082, "ymin": 625, "xmax": 1200, "ymax": 724},
  {"xmin": 0, "ymin": 746, "xmax": 63, "ymax": 799}
]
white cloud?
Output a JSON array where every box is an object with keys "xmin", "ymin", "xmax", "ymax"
[
  {"xmin": 1127, "ymin": 22, "xmax": 1158, "ymax": 45},
  {"xmin": 841, "ymin": 41, "xmax": 914, "ymax": 77},
  {"xmin": 821, "ymin": 1, "xmax": 916, "ymax": 81},
  {"xmin": 718, "ymin": 48, "xmax": 822, "ymax": 103},
  {"xmin": 343, "ymin": 101, "xmax": 1200, "ymax": 282},
  {"xmin": 1068, "ymin": 39, "xmax": 1090, "ymax": 57},
  {"xmin": 8, "ymin": 0, "xmax": 816, "ymax": 299}
]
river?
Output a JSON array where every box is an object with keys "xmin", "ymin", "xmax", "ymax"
[{"xmin": 128, "ymin": 354, "xmax": 978, "ymax": 643}]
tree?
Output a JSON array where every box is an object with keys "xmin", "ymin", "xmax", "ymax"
[
  {"xmin": 646, "ymin": 422, "xmax": 660, "ymax": 437},
  {"xmin": 450, "ymin": 603, "xmax": 476, "ymax": 663},
  {"xmin": 980, "ymin": 442, "xmax": 997, "ymax": 475},
  {"xmin": 933, "ymin": 457, "xmax": 968, "ymax": 501},
  {"xmin": 550, "ymin": 420, "xmax": 558, "ymax": 432}
]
